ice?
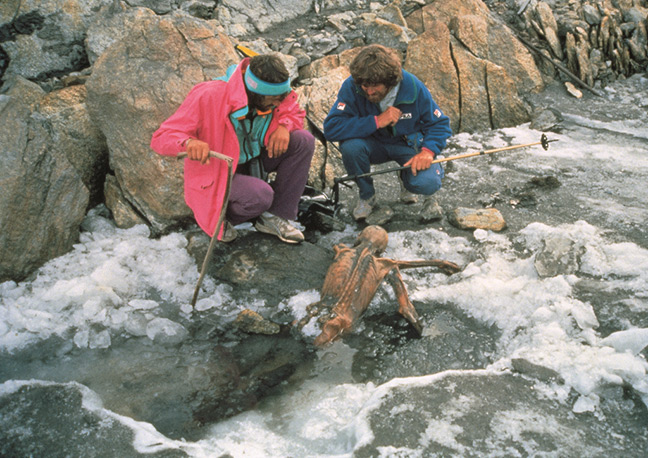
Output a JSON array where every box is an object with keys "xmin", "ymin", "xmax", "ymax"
[
  {"xmin": 390, "ymin": 219, "xmax": 648, "ymax": 408},
  {"xmin": 573, "ymin": 393, "xmax": 600, "ymax": 414},
  {"xmin": 599, "ymin": 328, "xmax": 648, "ymax": 354},
  {"xmin": 194, "ymin": 298, "xmax": 217, "ymax": 311},
  {"xmin": 0, "ymin": 209, "xmax": 200, "ymax": 352},
  {"xmin": 128, "ymin": 299, "xmax": 159, "ymax": 310},
  {"xmin": 281, "ymin": 289, "xmax": 320, "ymax": 321},
  {"xmin": 88, "ymin": 329, "xmax": 111, "ymax": 349},
  {"xmin": 145, "ymin": 317, "xmax": 188, "ymax": 345}
]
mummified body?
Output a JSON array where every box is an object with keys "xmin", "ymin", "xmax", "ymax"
[{"xmin": 296, "ymin": 225, "xmax": 461, "ymax": 347}]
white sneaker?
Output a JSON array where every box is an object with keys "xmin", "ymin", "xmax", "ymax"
[
  {"xmin": 220, "ymin": 221, "xmax": 238, "ymax": 243},
  {"xmin": 353, "ymin": 196, "xmax": 375, "ymax": 221},
  {"xmin": 255, "ymin": 212, "xmax": 304, "ymax": 244},
  {"xmin": 399, "ymin": 178, "xmax": 419, "ymax": 204}
]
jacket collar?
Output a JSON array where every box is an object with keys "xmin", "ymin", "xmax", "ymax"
[
  {"xmin": 394, "ymin": 70, "xmax": 418, "ymax": 105},
  {"xmin": 223, "ymin": 58, "xmax": 252, "ymax": 119}
]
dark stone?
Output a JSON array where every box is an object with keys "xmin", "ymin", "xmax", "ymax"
[
  {"xmin": 529, "ymin": 175, "xmax": 561, "ymax": 189},
  {"xmin": 511, "ymin": 357, "xmax": 565, "ymax": 383},
  {"xmin": 0, "ymin": 384, "xmax": 187, "ymax": 458},
  {"xmin": 192, "ymin": 231, "xmax": 333, "ymax": 307}
]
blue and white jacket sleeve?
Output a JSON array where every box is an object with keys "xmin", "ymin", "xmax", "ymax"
[
  {"xmin": 417, "ymin": 85, "xmax": 452, "ymax": 155},
  {"xmin": 323, "ymin": 78, "xmax": 378, "ymax": 142}
]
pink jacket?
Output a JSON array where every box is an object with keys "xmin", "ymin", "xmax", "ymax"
[{"xmin": 150, "ymin": 58, "xmax": 306, "ymax": 238}]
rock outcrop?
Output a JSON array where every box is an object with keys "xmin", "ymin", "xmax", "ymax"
[{"xmin": 0, "ymin": 76, "xmax": 106, "ymax": 281}]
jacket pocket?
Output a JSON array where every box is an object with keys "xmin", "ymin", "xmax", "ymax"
[{"xmin": 186, "ymin": 175, "xmax": 215, "ymax": 191}]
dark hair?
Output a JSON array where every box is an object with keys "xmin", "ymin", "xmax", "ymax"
[
  {"xmin": 246, "ymin": 54, "xmax": 290, "ymax": 110},
  {"xmin": 249, "ymin": 54, "xmax": 289, "ymax": 84},
  {"xmin": 349, "ymin": 45, "xmax": 402, "ymax": 88}
]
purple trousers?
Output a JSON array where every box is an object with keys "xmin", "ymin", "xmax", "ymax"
[{"xmin": 227, "ymin": 129, "xmax": 315, "ymax": 225}]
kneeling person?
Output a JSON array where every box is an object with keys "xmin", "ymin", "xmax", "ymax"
[
  {"xmin": 323, "ymin": 44, "xmax": 452, "ymax": 220},
  {"xmin": 151, "ymin": 54, "xmax": 315, "ymax": 243}
]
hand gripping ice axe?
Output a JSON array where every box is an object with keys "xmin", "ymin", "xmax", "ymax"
[
  {"xmin": 176, "ymin": 151, "xmax": 235, "ymax": 307},
  {"xmin": 332, "ymin": 134, "xmax": 557, "ymax": 208}
]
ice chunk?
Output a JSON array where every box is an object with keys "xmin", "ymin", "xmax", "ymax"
[
  {"xmin": 573, "ymin": 393, "xmax": 599, "ymax": 414},
  {"xmin": 74, "ymin": 329, "xmax": 89, "ymax": 348},
  {"xmin": 124, "ymin": 312, "xmax": 149, "ymax": 337},
  {"xmin": 89, "ymin": 329, "xmax": 111, "ymax": 349},
  {"xmin": 599, "ymin": 328, "xmax": 648, "ymax": 354},
  {"xmin": 146, "ymin": 318, "xmax": 188, "ymax": 345},
  {"xmin": 128, "ymin": 299, "xmax": 159, "ymax": 310},
  {"xmin": 195, "ymin": 298, "xmax": 217, "ymax": 311}
]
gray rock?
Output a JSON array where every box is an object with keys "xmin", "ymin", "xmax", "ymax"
[
  {"xmin": 511, "ymin": 357, "xmax": 564, "ymax": 383},
  {"xmin": 36, "ymin": 83, "xmax": 109, "ymax": 206},
  {"xmin": 530, "ymin": 107, "xmax": 563, "ymax": 131},
  {"xmin": 0, "ymin": 77, "xmax": 90, "ymax": 282},
  {"xmin": 624, "ymin": 7, "xmax": 648, "ymax": 24},
  {"xmin": 217, "ymin": 0, "xmax": 313, "ymax": 35},
  {"xmin": 85, "ymin": 3, "xmax": 157, "ymax": 64},
  {"xmin": 582, "ymin": 4, "xmax": 601, "ymax": 25},
  {"xmin": 104, "ymin": 174, "xmax": 147, "ymax": 228},
  {"xmin": 366, "ymin": 205, "xmax": 395, "ymax": 226},
  {"xmin": 0, "ymin": 0, "xmax": 111, "ymax": 81},
  {"xmin": 364, "ymin": 17, "xmax": 416, "ymax": 52},
  {"xmin": 202, "ymin": 233, "xmax": 333, "ymax": 307}
]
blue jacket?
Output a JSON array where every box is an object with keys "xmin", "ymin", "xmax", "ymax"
[{"xmin": 323, "ymin": 70, "xmax": 452, "ymax": 155}]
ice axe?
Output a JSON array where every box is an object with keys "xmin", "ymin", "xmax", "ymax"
[
  {"xmin": 332, "ymin": 134, "xmax": 557, "ymax": 207},
  {"xmin": 176, "ymin": 151, "xmax": 235, "ymax": 307}
]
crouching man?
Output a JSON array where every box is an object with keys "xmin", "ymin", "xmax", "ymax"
[
  {"xmin": 151, "ymin": 54, "xmax": 315, "ymax": 243},
  {"xmin": 323, "ymin": 45, "xmax": 451, "ymax": 220}
]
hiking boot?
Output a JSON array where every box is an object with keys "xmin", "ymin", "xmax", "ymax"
[
  {"xmin": 353, "ymin": 196, "xmax": 375, "ymax": 221},
  {"xmin": 419, "ymin": 196, "xmax": 443, "ymax": 223},
  {"xmin": 220, "ymin": 221, "xmax": 238, "ymax": 243},
  {"xmin": 399, "ymin": 178, "xmax": 419, "ymax": 204},
  {"xmin": 255, "ymin": 212, "xmax": 304, "ymax": 244}
]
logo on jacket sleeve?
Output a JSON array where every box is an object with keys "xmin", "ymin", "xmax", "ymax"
[
  {"xmin": 337, "ymin": 102, "xmax": 346, "ymax": 111},
  {"xmin": 434, "ymin": 109, "xmax": 442, "ymax": 118}
]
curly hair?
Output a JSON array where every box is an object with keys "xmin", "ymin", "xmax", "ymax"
[{"xmin": 349, "ymin": 45, "xmax": 402, "ymax": 88}]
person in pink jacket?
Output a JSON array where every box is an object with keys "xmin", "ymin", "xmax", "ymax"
[{"xmin": 151, "ymin": 54, "xmax": 315, "ymax": 244}]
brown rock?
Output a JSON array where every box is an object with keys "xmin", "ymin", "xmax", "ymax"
[
  {"xmin": 486, "ymin": 63, "xmax": 530, "ymax": 129},
  {"xmin": 448, "ymin": 207, "xmax": 507, "ymax": 232},
  {"xmin": 234, "ymin": 309, "xmax": 281, "ymax": 335},
  {"xmin": 451, "ymin": 44, "xmax": 491, "ymax": 132},
  {"xmin": 104, "ymin": 174, "xmax": 147, "ymax": 228},
  {"xmin": 565, "ymin": 82, "xmax": 583, "ymax": 98},
  {"xmin": 38, "ymin": 85, "xmax": 109, "ymax": 206},
  {"xmin": 421, "ymin": 0, "xmax": 544, "ymax": 94},
  {"xmin": 405, "ymin": 23, "xmax": 461, "ymax": 133},
  {"xmin": 535, "ymin": 1, "xmax": 564, "ymax": 59}
]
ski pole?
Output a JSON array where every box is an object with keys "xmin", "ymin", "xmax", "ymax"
[
  {"xmin": 333, "ymin": 134, "xmax": 556, "ymax": 205},
  {"xmin": 176, "ymin": 151, "xmax": 234, "ymax": 307}
]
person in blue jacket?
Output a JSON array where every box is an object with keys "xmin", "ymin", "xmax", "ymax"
[{"xmin": 323, "ymin": 44, "xmax": 452, "ymax": 220}]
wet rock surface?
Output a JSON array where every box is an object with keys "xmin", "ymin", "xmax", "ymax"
[
  {"xmin": 353, "ymin": 371, "xmax": 648, "ymax": 457},
  {"xmin": 348, "ymin": 303, "xmax": 500, "ymax": 384}
]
